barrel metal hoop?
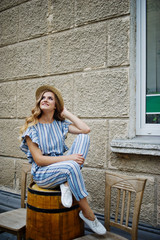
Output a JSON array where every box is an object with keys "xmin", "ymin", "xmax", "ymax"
[
  {"xmin": 28, "ymin": 187, "xmax": 61, "ymax": 196},
  {"xmin": 27, "ymin": 203, "xmax": 79, "ymax": 214}
]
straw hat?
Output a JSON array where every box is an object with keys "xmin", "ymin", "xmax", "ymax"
[{"xmin": 35, "ymin": 85, "xmax": 64, "ymax": 108}]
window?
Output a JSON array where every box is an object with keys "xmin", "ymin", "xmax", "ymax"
[{"xmin": 136, "ymin": 0, "xmax": 160, "ymax": 135}]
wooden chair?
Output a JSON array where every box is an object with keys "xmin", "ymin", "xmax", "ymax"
[
  {"xmin": 74, "ymin": 171, "xmax": 147, "ymax": 240},
  {"xmin": 0, "ymin": 162, "xmax": 32, "ymax": 240}
]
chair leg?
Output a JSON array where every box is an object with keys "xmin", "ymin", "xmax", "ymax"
[
  {"xmin": 23, "ymin": 231, "xmax": 26, "ymax": 240},
  {"xmin": 17, "ymin": 231, "xmax": 23, "ymax": 240}
]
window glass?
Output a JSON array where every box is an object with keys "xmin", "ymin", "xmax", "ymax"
[{"xmin": 146, "ymin": 0, "xmax": 160, "ymax": 124}]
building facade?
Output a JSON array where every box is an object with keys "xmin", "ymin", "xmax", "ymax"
[{"xmin": 0, "ymin": 0, "xmax": 160, "ymax": 229}]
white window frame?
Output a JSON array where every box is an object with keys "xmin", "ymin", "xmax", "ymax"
[{"xmin": 136, "ymin": 0, "xmax": 160, "ymax": 136}]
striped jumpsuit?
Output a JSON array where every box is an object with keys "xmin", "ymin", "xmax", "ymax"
[{"xmin": 20, "ymin": 120, "xmax": 90, "ymax": 201}]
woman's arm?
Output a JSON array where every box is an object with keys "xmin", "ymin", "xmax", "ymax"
[
  {"xmin": 26, "ymin": 136, "xmax": 85, "ymax": 166},
  {"xmin": 61, "ymin": 107, "xmax": 90, "ymax": 134}
]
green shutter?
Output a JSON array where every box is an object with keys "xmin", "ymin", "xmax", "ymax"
[{"xmin": 146, "ymin": 95, "xmax": 160, "ymax": 113}]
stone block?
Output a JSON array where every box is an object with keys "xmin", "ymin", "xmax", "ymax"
[
  {"xmin": 47, "ymin": 0, "xmax": 74, "ymax": 32},
  {"xmin": 140, "ymin": 176, "xmax": 155, "ymax": 224},
  {"xmin": 0, "ymin": 119, "xmax": 25, "ymax": 158},
  {"xmin": 82, "ymin": 168, "xmax": 106, "ymax": 214},
  {"xmin": 108, "ymin": 16, "xmax": 130, "ymax": 66},
  {"xmin": 0, "ymin": 0, "xmax": 28, "ymax": 12},
  {"xmin": 17, "ymin": 79, "xmax": 46, "ymax": 118},
  {"xmin": 0, "ymin": 7, "xmax": 19, "ymax": 46},
  {"xmin": 157, "ymin": 176, "xmax": 160, "ymax": 225},
  {"xmin": 0, "ymin": 82, "xmax": 17, "ymax": 118},
  {"xmin": 19, "ymin": 0, "xmax": 48, "ymax": 41},
  {"xmin": 157, "ymin": 206, "xmax": 160, "ymax": 226},
  {"xmin": 17, "ymin": 75, "xmax": 74, "ymax": 118},
  {"xmin": 0, "ymin": 46, "xmax": 14, "ymax": 80},
  {"xmin": 109, "ymin": 119, "xmax": 129, "ymax": 141},
  {"xmin": 41, "ymin": 22, "xmax": 106, "ymax": 74},
  {"xmin": 75, "ymin": 0, "xmax": 130, "ymax": 25},
  {"xmin": 84, "ymin": 119, "xmax": 108, "ymax": 168},
  {"xmin": 74, "ymin": 69, "xmax": 129, "ymax": 118},
  {"xmin": 108, "ymin": 119, "xmax": 128, "ymax": 169},
  {"xmin": 0, "ymin": 156, "xmax": 15, "ymax": 188},
  {"xmin": 0, "ymin": 39, "xmax": 41, "ymax": 80},
  {"xmin": 109, "ymin": 152, "xmax": 160, "ymax": 175}
]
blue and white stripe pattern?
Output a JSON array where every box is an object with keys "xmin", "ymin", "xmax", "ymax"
[
  {"xmin": 20, "ymin": 120, "xmax": 71, "ymax": 161},
  {"xmin": 20, "ymin": 120, "xmax": 90, "ymax": 201}
]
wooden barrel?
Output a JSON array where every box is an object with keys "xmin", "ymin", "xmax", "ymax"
[{"xmin": 26, "ymin": 182, "xmax": 84, "ymax": 240}]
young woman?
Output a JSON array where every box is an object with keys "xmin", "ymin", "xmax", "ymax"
[{"xmin": 20, "ymin": 85, "xmax": 106, "ymax": 235}]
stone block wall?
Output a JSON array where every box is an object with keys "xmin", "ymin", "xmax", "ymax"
[{"xmin": 0, "ymin": 0, "xmax": 159, "ymax": 227}]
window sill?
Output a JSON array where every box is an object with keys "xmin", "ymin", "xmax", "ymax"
[{"xmin": 110, "ymin": 136, "xmax": 160, "ymax": 156}]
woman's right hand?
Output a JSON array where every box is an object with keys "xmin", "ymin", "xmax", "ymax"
[
  {"xmin": 68, "ymin": 154, "xmax": 85, "ymax": 165},
  {"xmin": 60, "ymin": 106, "xmax": 69, "ymax": 118}
]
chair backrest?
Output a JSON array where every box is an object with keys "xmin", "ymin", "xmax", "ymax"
[
  {"xmin": 105, "ymin": 171, "xmax": 147, "ymax": 240},
  {"xmin": 21, "ymin": 162, "xmax": 32, "ymax": 208}
]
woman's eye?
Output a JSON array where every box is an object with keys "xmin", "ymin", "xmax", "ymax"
[
  {"xmin": 41, "ymin": 96, "xmax": 45, "ymax": 100},
  {"xmin": 49, "ymin": 97, "xmax": 53, "ymax": 100}
]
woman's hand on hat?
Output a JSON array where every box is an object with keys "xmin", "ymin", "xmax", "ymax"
[
  {"xmin": 60, "ymin": 106, "xmax": 90, "ymax": 135},
  {"xmin": 61, "ymin": 106, "xmax": 68, "ymax": 118}
]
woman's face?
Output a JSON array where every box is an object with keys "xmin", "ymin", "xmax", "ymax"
[{"xmin": 40, "ymin": 91, "xmax": 56, "ymax": 113}]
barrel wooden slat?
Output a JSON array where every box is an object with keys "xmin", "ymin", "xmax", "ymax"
[{"xmin": 26, "ymin": 182, "xmax": 84, "ymax": 240}]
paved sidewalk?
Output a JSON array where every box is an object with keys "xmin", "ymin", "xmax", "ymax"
[{"xmin": 0, "ymin": 226, "xmax": 160, "ymax": 240}]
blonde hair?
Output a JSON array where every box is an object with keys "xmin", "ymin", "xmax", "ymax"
[{"xmin": 20, "ymin": 90, "xmax": 65, "ymax": 140}]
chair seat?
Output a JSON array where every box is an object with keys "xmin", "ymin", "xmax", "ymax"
[
  {"xmin": 0, "ymin": 208, "xmax": 26, "ymax": 231},
  {"xmin": 74, "ymin": 231, "xmax": 127, "ymax": 240}
]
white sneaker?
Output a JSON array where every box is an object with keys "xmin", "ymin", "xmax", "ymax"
[
  {"xmin": 79, "ymin": 211, "xmax": 107, "ymax": 235},
  {"xmin": 60, "ymin": 184, "xmax": 72, "ymax": 208}
]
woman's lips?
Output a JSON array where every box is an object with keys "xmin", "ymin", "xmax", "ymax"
[{"xmin": 42, "ymin": 103, "xmax": 49, "ymax": 106}]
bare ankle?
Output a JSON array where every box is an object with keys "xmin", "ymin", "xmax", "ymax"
[{"xmin": 83, "ymin": 212, "xmax": 95, "ymax": 221}]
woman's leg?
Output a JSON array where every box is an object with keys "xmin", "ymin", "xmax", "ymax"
[
  {"xmin": 65, "ymin": 134, "xmax": 96, "ymax": 220},
  {"xmin": 78, "ymin": 199, "xmax": 107, "ymax": 235},
  {"xmin": 78, "ymin": 197, "xmax": 95, "ymax": 221},
  {"xmin": 66, "ymin": 134, "xmax": 90, "ymax": 161},
  {"xmin": 59, "ymin": 134, "xmax": 90, "ymax": 205},
  {"xmin": 33, "ymin": 160, "xmax": 88, "ymax": 201}
]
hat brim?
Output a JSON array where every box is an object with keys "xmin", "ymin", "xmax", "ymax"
[{"xmin": 36, "ymin": 85, "xmax": 64, "ymax": 108}]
